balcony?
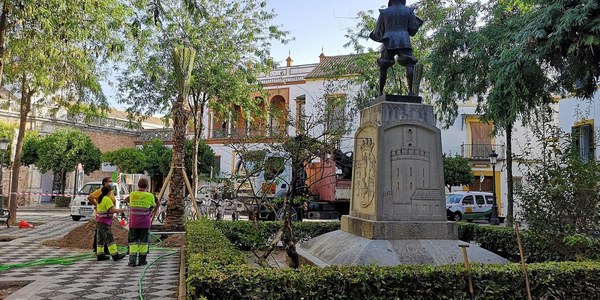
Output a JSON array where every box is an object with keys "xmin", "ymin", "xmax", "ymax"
[{"xmin": 461, "ymin": 144, "xmax": 505, "ymax": 160}]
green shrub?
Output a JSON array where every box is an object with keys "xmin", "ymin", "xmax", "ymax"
[
  {"xmin": 518, "ymin": 131, "xmax": 600, "ymax": 259},
  {"xmin": 214, "ymin": 220, "xmax": 340, "ymax": 250},
  {"xmin": 54, "ymin": 196, "xmax": 71, "ymax": 208},
  {"xmin": 457, "ymin": 222, "xmax": 477, "ymax": 241},
  {"xmin": 187, "ymin": 220, "xmax": 600, "ymax": 299}
]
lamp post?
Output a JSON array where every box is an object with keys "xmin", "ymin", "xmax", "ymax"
[
  {"xmin": 489, "ymin": 150, "xmax": 499, "ymax": 225},
  {"xmin": 0, "ymin": 138, "xmax": 9, "ymax": 210}
]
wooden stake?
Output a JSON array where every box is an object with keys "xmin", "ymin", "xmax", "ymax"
[
  {"xmin": 459, "ymin": 244, "xmax": 474, "ymax": 299},
  {"xmin": 514, "ymin": 222, "xmax": 533, "ymax": 300},
  {"xmin": 151, "ymin": 165, "xmax": 174, "ymax": 222},
  {"xmin": 180, "ymin": 167, "xmax": 200, "ymax": 220}
]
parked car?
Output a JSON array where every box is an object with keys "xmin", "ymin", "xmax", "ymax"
[
  {"xmin": 69, "ymin": 182, "xmax": 126, "ymax": 221},
  {"xmin": 446, "ymin": 191, "xmax": 503, "ymax": 223}
]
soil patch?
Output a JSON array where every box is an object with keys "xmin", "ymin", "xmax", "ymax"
[
  {"xmin": 43, "ymin": 219, "xmax": 129, "ymax": 250},
  {"xmin": 0, "ymin": 281, "xmax": 31, "ymax": 300},
  {"xmin": 0, "ymin": 236, "xmax": 17, "ymax": 242},
  {"xmin": 248, "ymin": 248, "xmax": 289, "ymax": 268},
  {"xmin": 161, "ymin": 234, "xmax": 185, "ymax": 248}
]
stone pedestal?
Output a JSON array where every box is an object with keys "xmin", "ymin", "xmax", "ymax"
[{"xmin": 298, "ymin": 96, "xmax": 508, "ymax": 266}]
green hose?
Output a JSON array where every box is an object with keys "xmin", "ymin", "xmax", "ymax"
[
  {"xmin": 0, "ymin": 253, "xmax": 94, "ymax": 271},
  {"xmin": 137, "ymin": 250, "xmax": 179, "ymax": 300},
  {"xmin": 0, "ymin": 246, "xmax": 176, "ymax": 271}
]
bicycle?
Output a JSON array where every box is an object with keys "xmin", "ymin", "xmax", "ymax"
[
  {"xmin": 156, "ymin": 199, "xmax": 167, "ymax": 223},
  {"xmin": 118, "ymin": 201, "xmax": 130, "ymax": 226}
]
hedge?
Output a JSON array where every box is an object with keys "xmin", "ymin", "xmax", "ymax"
[
  {"xmin": 456, "ymin": 222, "xmax": 591, "ymax": 262},
  {"xmin": 214, "ymin": 220, "xmax": 340, "ymax": 250},
  {"xmin": 54, "ymin": 196, "xmax": 71, "ymax": 208},
  {"xmin": 187, "ymin": 220, "xmax": 600, "ymax": 300}
]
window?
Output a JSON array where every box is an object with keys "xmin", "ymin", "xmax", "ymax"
[
  {"xmin": 485, "ymin": 195, "xmax": 494, "ymax": 205},
  {"xmin": 264, "ymin": 156, "xmax": 285, "ymax": 181},
  {"xmin": 475, "ymin": 195, "xmax": 485, "ymax": 205},
  {"xmin": 469, "ymin": 120, "xmax": 493, "ymax": 158},
  {"xmin": 325, "ymin": 94, "xmax": 347, "ymax": 136},
  {"xmin": 572, "ymin": 120, "xmax": 594, "ymax": 162},
  {"xmin": 213, "ymin": 156, "xmax": 221, "ymax": 176},
  {"xmin": 462, "ymin": 195, "xmax": 474, "ymax": 205},
  {"xmin": 296, "ymin": 96, "xmax": 306, "ymax": 134}
]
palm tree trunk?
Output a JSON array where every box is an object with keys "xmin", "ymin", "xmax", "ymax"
[
  {"xmin": 165, "ymin": 96, "xmax": 188, "ymax": 231},
  {"xmin": 165, "ymin": 46, "xmax": 195, "ymax": 231}
]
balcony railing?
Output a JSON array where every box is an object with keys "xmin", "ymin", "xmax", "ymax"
[
  {"xmin": 461, "ymin": 144, "xmax": 505, "ymax": 160},
  {"xmin": 208, "ymin": 127, "xmax": 286, "ymax": 140}
]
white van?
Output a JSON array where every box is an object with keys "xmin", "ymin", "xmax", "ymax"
[
  {"xmin": 446, "ymin": 191, "xmax": 503, "ymax": 223},
  {"xmin": 69, "ymin": 182, "xmax": 126, "ymax": 221}
]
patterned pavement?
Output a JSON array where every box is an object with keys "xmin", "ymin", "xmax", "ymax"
[{"xmin": 0, "ymin": 214, "xmax": 180, "ymax": 300}]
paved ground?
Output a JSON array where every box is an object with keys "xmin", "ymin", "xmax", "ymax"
[{"xmin": 0, "ymin": 212, "xmax": 180, "ymax": 300}]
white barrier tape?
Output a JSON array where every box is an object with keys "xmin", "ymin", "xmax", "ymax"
[{"xmin": 10, "ymin": 192, "xmax": 77, "ymax": 197}]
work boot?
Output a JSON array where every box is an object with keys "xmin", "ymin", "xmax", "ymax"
[
  {"xmin": 128, "ymin": 254, "xmax": 138, "ymax": 267},
  {"xmin": 97, "ymin": 254, "xmax": 110, "ymax": 261},
  {"xmin": 112, "ymin": 253, "xmax": 126, "ymax": 261},
  {"xmin": 138, "ymin": 255, "xmax": 147, "ymax": 266}
]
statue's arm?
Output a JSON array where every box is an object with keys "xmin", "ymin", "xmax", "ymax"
[
  {"xmin": 408, "ymin": 11, "xmax": 422, "ymax": 36},
  {"xmin": 369, "ymin": 14, "xmax": 386, "ymax": 42}
]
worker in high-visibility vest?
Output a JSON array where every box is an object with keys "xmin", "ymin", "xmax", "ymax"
[
  {"xmin": 124, "ymin": 178, "xmax": 158, "ymax": 267},
  {"xmin": 95, "ymin": 185, "xmax": 127, "ymax": 261}
]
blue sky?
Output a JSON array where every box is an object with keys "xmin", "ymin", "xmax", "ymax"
[
  {"xmin": 266, "ymin": 0, "xmax": 417, "ymax": 65},
  {"xmin": 266, "ymin": 0, "xmax": 381, "ymax": 65}
]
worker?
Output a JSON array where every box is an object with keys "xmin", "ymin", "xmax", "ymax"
[
  {"xmin": 88, "ymin": 177, "xmax": 115, "ymax": 259},
  {"xmin": 95, "ymin": 185, "xmax": 127, "ymax": 261},
  {"xmin": 124, "ymin": 178, "xmax": 158, "ymax": 267}
]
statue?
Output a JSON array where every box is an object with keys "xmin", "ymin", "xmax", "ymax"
[{"xmin": 369, "ymin": 0, "xmax": 423, "ymax": 96}]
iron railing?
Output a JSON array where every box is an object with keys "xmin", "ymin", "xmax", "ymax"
[{"xmin": 461, "ymin": 144, "xmax": 505, "ymax": 160}]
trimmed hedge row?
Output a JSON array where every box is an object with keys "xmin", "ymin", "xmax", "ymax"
[
  {"xmin": 213, "ymin": 220, "xmax": 340, "ymax": 250},
  {"xmin": 187, "ymin": 220, "xmax": 600, "ymax": 300},
  {"xmin": 456, "ymin": 222, "xmax": 588, "ymax": 262}
]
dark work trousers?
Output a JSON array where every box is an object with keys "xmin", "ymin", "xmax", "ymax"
[{"xmin": 93, "ymin": 223, "xmax": 110, "ymax": 254}]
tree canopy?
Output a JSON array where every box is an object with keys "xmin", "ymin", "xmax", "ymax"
[{"xmin": 443, "ymin": 154, "xmax": 474, "ymax": 192}]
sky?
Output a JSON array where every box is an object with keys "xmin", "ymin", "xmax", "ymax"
[
  {"xmin": 265, "ymin": 0, "xmax": 417, "ymax": 65},
  {"xmin": 265, "ymin": 0, "xmax": 381, "ymax": 66},
  {"xmin": 105, "ymin": 0, "xmax": 417, "ymax": 109}
]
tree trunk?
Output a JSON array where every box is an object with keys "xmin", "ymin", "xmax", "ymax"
[
  {"xmin": 0, "ymin": 1, "xmax": 10, "ymax": 88},
  {"xmin": 506, "ymin": 123, "xmax": 514, "ymax": 226},
  {"xmin": 8, "ymin": 74, "xmax": 33, "ymax": 225},
  {"xmin": 165, "ymin": 95, "xmax": 188, "ymax": 231}
]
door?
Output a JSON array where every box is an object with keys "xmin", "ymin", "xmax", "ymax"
[
  {"xmin": 473, "ymin": 194, "xmax": 490, "ymax": 219},
  {"xmin": 462, "ymin": 195, "xmax": 475, "ymax": 219}
]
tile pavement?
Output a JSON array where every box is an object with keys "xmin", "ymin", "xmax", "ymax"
[{"xmin": 0, "ymin": 215, "xmax": 180, "ymax": 300}]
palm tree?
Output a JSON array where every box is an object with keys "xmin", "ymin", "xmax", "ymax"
[{"xmin": 165, "ymin": 46, "xmax": 195, "ymax": 231}]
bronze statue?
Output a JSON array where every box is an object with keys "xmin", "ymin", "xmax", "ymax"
[{"xmin": 370, "ymin": 0, "xmax": 423, "ymax": 96}]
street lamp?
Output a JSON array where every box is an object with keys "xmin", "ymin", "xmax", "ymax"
[
  {"xmin": 0, "ymin": 138, "xmax": 9, "ymax": 210},
  {"xmin": 489, "ymin": 150, "xmax": 499, "ymax": 225}
]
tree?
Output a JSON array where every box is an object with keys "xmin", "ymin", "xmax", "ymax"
[
  {"xmin": 20, "ymin": 131, "xmax": 40, "ymax": 167},
  {"xmin": 165, "ymin": 45, "xmax": 196, "ymax": 231},
  {"xmin": 183, "ymin": 139, "xmax": 216, "ymax": 182},
  {"xmin": 515, "ymin": 0, "xmax": 599, "ymax": 99},
  {"xmin": 519, "ymin": 126, "xmax": 600, "ymax": 260},
  {"xmin": 117, "ymin": 0, "xmax": 289, "ymax": 206},
  {"xmin": 3, "ymin": 0, "xmax": 131, "ymax": 225},
  {"xmin": 140, "ymin": 139, "xmax": 172, "ymax": 179},
  {"xmin": 443, "ymin": 154, "xmax": 474, "ymax": 192},
  {"xmin": 0, "ymin": 121, "xmax": 14, "ymax": 208},
  {"xmin": 32, "ymin": 129, "xmax": 101, "ymax": 194},
  {"xmin": 101, "ymin": 148, "xmax": 147, "ymax": 174},
  {"xmin": 427, "ymin": 1, "xmax": 558, "ymax": 226}
]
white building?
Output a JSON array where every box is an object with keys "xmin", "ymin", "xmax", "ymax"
[{"xmin": 203, "ymin": 53, "xmax": 563, "ymax": 219}]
